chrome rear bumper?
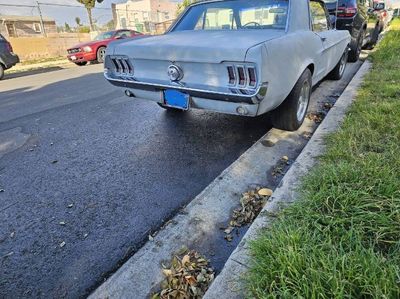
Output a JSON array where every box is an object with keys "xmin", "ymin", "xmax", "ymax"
[{"xmin": 104, "ymin": 73, "xmax": 267, "ymax": 105}]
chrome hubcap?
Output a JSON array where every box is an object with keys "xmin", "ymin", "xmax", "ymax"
[
  {"xmin": 297, "ymin": 81, "xmax": 310, "ymax": 122},
  {"xmin": 100, "ymin": 49, "xmax": 106, "ymax": 60}
]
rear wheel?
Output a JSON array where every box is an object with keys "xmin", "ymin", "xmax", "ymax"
[
  {"xmin": 370, "ymin": 24, "xmax": 381, "ymax": 46},
  {"xmin": 271, "ymin": 69, "xmax": 312, "ymax": 131},
  {"xmin": 96, "ymin": 46, "xmax": 106, "ymax": 63},
  {"xmin": 327, "ymin": 49, "xmax": 348, "ymax": 80},
  {"xmin": 348, "ymin": 30, "xmax": 363, "ymax": 62},
  {"xmin": 74, "ymin": 61, "xmax": 87, "ymax": 66},
  {"xmin": 0, "ymin": 64, "xmax": 4, "ymax": 80}
]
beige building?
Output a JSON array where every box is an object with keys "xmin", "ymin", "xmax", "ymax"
[
  {"xmin": 0, "ymin": 15, "xmax": 57, "ymax": 38},
  {"xmin": 112, "ymin": 0, "xmax": 177, "ymax": 34}
]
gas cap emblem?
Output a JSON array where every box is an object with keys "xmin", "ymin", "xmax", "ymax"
[{"xmin": 167, "ymin": 65, "xmax": 183, "ymax": 81}]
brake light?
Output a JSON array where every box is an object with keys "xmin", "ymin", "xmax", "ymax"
[
  {"xmin": 237, "ymin": 66, "xmax": 246, "ymax": 86},
  {"xmin": 227, "ymin": 66, "xmax": 235, "ymax": 84},
  {"xmin": 337, "ymin": 6, "xmax": 357, "ymax": 17},
  {"xmin": 248, "ymin": 67, "xmax": 256, "ymax": 87},
  {"xmin": 6, "ymin": 42, "xmax": 13, "ymax": 53}
]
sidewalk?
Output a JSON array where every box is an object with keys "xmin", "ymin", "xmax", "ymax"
[
  {"xmin": 206, "ymin": 19, "xmax": 400, "ymax": 298},
  {"xmin": 5, "ymin": 57, "xmax": 75, "ymax": 78}
]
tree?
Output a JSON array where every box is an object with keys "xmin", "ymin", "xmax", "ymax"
[
  {"xmin": 177, "ymin": 0, "xmax": 196, "ymax": 16},
  {"xmin": 75, "ymin": 17, "xmax": 82, "ymax": 27},
  {"xmin": 105, "ymin": 19, "xmax": 115, "ymax": 31},
  {"xmin": 65, "ymin": 22, "xmax": 72, "ymax": 32},
  {"xmin": 76, "ymin": 0, "xmax": 104, "ymax": 31}
]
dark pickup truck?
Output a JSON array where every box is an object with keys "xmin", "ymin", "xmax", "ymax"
[{"xmin": 0, "ymin": 34, "xmax": 19, "ymax": 80}]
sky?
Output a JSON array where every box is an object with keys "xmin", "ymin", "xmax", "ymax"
[{"xmin": 0, "ymin": 0, "xmax": 180, "ymax": 26}]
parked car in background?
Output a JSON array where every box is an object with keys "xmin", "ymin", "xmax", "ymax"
[
  {"xmin": 372, "ymin": 1, "xmax": 393, "ymax": 27},
  {"xmin": 67, "ymin": 30, "xmax": 143, "ymax": 66},
  {"xmin": 104, "ymin": 0, "xmax": 350, "ymax": 131},
  {"xmin": 324, "ymin": 0, "xmax": 383, "ymax": 61},
  {"xmin": 0, "ymin": 34, "xmax": 19, "ymax": 80}
]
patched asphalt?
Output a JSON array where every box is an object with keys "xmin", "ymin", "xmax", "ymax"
[{"xmin": 0, "ymin": 64, "xmax": 272, "ymax": 298}]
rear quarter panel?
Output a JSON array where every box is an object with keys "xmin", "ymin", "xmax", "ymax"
[{"xmin": 246, "ymin": 31, "xmax": 324, "ymax": 115}]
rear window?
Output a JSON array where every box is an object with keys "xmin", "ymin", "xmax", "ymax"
[
  {"xmin": 324, "ymin": 0, "xmax": 357, "ymax": 8},
  {"xmin": 173, "ymin": 0, "xmax": 289, "ymax": 31}
]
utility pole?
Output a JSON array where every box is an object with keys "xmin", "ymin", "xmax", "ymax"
[{"xmin": 36, "ymin": 1, "xmax": 47, "ymax": 37}]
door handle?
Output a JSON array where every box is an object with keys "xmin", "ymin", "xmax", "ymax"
[{"xmin": 321, "ymin": 37, "xmax": 328, "ymax": 42}]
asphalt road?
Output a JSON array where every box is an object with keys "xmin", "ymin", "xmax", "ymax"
[
  {"xmin": 0, "ymin": 60, "xmax": 363, "ymax": 299},
  {"xmin": 0, "ymin": 64, "xmax": 273, "ymax": 299}
]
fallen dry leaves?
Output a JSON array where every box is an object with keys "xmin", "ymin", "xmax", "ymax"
[
  {"xmin": 152, "ymin": 249, "xmax": 214, "ymax": 299},
  {"xmin": 307, "ymin": 112, "xmax": 325, "ymax": 123},
  {"xmin": 271, "ymin": 156, "xmax": 291, "ymax": 178},
  {"xmin": 223, "ymin": 187, "xmax": 272, "ymax": 242}
]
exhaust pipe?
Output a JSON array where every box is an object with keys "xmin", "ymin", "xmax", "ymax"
[{"xmin": 124, "ymin": 90, "xmax": 135, "ymax": 97}]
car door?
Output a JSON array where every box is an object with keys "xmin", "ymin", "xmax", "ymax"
[{"xmin": 310, "ymin": 1, "xmax": 341, "ymax": 76}]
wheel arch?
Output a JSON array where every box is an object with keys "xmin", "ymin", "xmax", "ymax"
[{"xmin": 306, "ymin": 63, "xmax": 315, "ymax": 76}]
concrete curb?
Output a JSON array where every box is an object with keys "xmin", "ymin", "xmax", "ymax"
[
  {"xmin": 89, "ymin": 126, "xmax": 316, "ymax": 299},
  {"xmin": 203, "ymin": 61, "xmax": 372, "ymax": 299}
]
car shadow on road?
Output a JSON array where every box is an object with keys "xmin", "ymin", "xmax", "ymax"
[{"xmin": 3, "ymin": 66, "xmax": 67, "ymax": 81}]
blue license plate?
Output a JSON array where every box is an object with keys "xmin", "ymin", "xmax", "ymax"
[{"xmin": 164, "ymin": 90, "xmax": 189, "ymax": 110}]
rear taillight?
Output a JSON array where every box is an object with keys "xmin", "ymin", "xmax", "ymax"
[
  {"xmin": 227, "ymin": 65, "xmax": 257, "ymax": 88},
  {"xmin": 237, "ymin": 66, "xmax": 246, "ymax": 86},
  {"xmin": 248, "ymin": 67, "xmax": 256, "ymax": 87},
  {"xmin": 227, "ymin": 66, "xmax": 236, "ymax": 84},
  {"xmin": 337, "ymin": 6, "xmax": 357, "ymax": 17},
  {"xmin": 6, "ymin": 42, "xmax": 13, "ymax": 53},
  {"xmin": 110, "ymin": 56, "xmax": 134, "ymax": 75}
]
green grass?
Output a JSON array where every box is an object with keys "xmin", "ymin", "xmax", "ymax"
[{"xmin": 247, "ymin": 19, "xmax": 400, "ymax": 299}]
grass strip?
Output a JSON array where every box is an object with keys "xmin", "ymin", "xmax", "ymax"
[{"xmin": 247, "ymin": 19, "xmax": 400, "ymax": 298}]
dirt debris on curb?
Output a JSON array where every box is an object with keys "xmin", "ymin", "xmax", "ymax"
[
  {"xmin": 222, "ymin": 187, "xmax": 272, "ymax": 242},
  {"xmin": 152, "ymin": 249, "xmax": 214, "ymax": 299},
  {"xmin": 307, "ymin": 112, "xmax": 325, "ymax": 123},
  {"xmin": 271, "ymin": 156, "xmax": 291, "ymax": 178}
]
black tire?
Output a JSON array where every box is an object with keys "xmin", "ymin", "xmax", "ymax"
[
  {"xmin": 348, "ymin": 30, "xmax": 363, "ymax": 62},
  {"xmin": 271, "ymin": 69, "xmax": 312, "ymax": 131},
  {"xmin": 327, "ymin": 49, "xmax": 348, "ymax": 80},
  {"xmin": 370, "ymin": 24, "xmax": 381, "ymax": 46},
  {"xmin": 0, "ymin": 64, "xmax": 4, "ymax": 80},
  {"xmin": 157, "ymin": 103, "xmax": 186, "ymax": 112},
  {"xmin": 96, "ymin": 46, "xmax": 106, "ymax": 63},
  {"xmin": 74, "ymin": 61, "xmax": 87, "ymax": 66}
]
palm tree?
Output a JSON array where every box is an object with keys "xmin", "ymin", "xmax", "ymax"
[{"xmin": 76, "ymin": 0, "xmax": 103, "ymax": 31}]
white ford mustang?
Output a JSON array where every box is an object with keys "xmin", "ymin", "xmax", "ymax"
[{"xmin": 104, "ymin": 0, "xmax": 351, "ymax": 131}]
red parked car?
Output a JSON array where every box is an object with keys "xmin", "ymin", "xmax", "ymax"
[{"xmin": 67, "ymin": 29, "xmax": 143, "ymax": 66}]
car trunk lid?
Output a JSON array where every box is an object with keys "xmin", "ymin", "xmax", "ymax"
[{"xmin": 111, "ymin": 30, "xmax": 285, "ymax": 63}]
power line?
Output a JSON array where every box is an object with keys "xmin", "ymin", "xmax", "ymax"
[
  {"xmin": 0, "ymin": 3, "xmax": 36, "ymax": 8},
  {"xmin": 37, "ymin": 2, "xmax": 110, "ymax": 10},
  {"xmin": 0, "ymin": 3, "xmax": 171, "ymax": 14}
]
